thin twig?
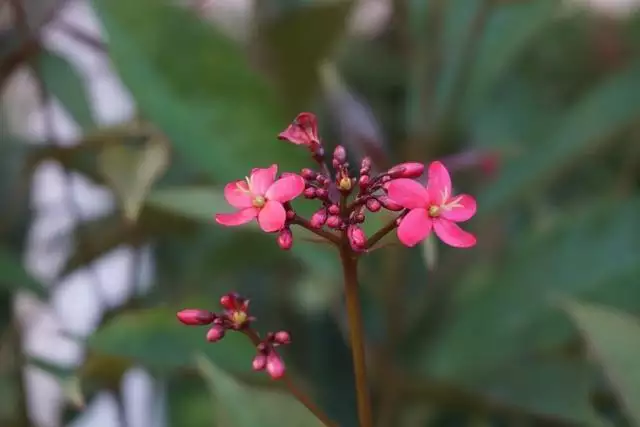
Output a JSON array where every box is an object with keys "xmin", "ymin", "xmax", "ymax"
[
  {"xmin": 291, "ymin": 215, "xmax": 341, "ymax": 245},
  {"xmin": 364, "ymin": 213, "xmax": 405, "ymax": 251}
]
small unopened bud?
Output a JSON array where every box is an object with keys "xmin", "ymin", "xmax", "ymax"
[
  {"xmin": 359, "ymin": 175, "xmax": 370, "ymax": 188},
  {"xmin": 176, "ymin": 309, "xmax": 216, "ymax": 326},
  {"xmin": 333, "ymin": 145, "xmax": 347, "ymax": 164},
  {"xmin": 388, "ymin": 162, "xmax": 425, "ymax": 179},
  {"xmin": 327, "ymin": 215, "xmax": 342, "ymax": 228},
  {"xmin": 266, "ymin": 352, "xmax": 286, "ymax": 380},
  {"xmin": 286, "ymin": 209, "xmax": 296, "ymax": 220},
  {"xmin": 328, "ymin": 204, "xmax": 340, "ymax": 215},
  {"xmin": 316, "ymin": 175, "xmax": 327, "ymax": 185},
  {"xmin": 301, "ymin": 168, "xmax": 316, "ymax": 180},
  {"xmin": 277, "ymin": 228, "xmax": 293, "ymax": 250},
  {"xmin": 348, "ymin": 225, "xmax": 367, "ymax": 251},
  {"xmin": 220, "ymin": 293, "xmax": 240, "ymax": 310},
  {"xmin": 366, "ymin": 198, "xmax": 381, "ymax": 212},
  {"xmin": 206, "ymin": 325, "xmax": 226, "ymax": 342},
  {"xmin": 303, "ymin": 187, "xmax": 316, "ymax": 199},
  {"xmin": 315, "ymin": 188, "xmax": 328, "ymax": 199},
  {"xmin": 252, "ymin": 354, "xmax": 267, "ymax": 371},
  {"xmin": 378, "ymin": 196, "xmax": 404, "ymax": 211},
  {"xmin": 355, "ymin": 213, "xmax": 365, "ymax": 223},
  {"xmin": 361, "ymin": 157, "xmax": 372, "ymax": 174},
  {"xmin": 310, "ymin": 209, "xmax": 328, "ymax": 228},
  {"xmin": 273, "ymin": 331, "xmax": 291, "ymax": 345}
]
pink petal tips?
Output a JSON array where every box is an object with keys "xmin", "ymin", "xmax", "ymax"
[{"xmin": 278, "ymin": 112, "xmax": 320, "ymax": 147}]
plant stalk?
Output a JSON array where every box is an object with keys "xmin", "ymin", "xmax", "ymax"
[{"xmin": 339, "ymin": 248, "xmax": 373, "ymax": 427}]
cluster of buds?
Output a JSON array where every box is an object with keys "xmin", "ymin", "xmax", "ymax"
[
  {"xmin": 216, "ymin": 112, "xmax": 477, "ymax": 250},
  {"xmin": 177, "ymin": 292, "xmax": 290, "ymax": 380}
]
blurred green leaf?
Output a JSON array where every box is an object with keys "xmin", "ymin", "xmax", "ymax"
[
  {"xmin": 464, "ymin": 359, "xmax": 597, "ymax": 424},
  {"xmin": 481, "ymin": 63, "xmax": 640, "ymax": 214},
  {"xmin": 564, "ymin": 301, "xmax": 640, "ymax": 426},
  {"xmin": 196, "ymin": 354, "xmax": 326, "ymax": 427},
  {"xmin": 89, "ymin": 308, "xmax": 255, "ymax": 374},
  {"xmin": 0, "ymin": 245, "xmax": 47, "ymax": 299},
  {"xmin": 423, "ymin": 197, "xmax": 640, "ymax": 378},
  {"xmin": 146, "ymin": 187, "xmax": 226, "ymax": 224},
  {"xmin": 464, "ymin": 0, "xmax": 557, "ymax": 113},
  {"xmin": 167, "ymin": 375, "xmax": 215, "ymax": 427},
  {"xmin": 259, "ymin": 0, "xmax": 354, "ymax": 113},
  {"xmin": 93, "ymin": 0, "xmax": 307, "ymax": 182},
  {"xmin": 98, "ymin": 134, "xmax": 170, "ymax": 222},
  {"xmin": 35, "ymin": 49, "xmax": 96, "ymax": 130}
]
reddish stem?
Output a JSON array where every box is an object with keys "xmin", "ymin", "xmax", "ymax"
[
  {"xmin": 292, "ymin": 215, "xmax": 341, "ymax": 245},
  {"xmin": 242, "ymin": 330, "xmax": 337, "ymax": 427}
]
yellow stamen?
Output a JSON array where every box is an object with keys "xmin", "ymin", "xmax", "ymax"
[
  {"xmin": 428, "ymin": 205, "xmax": 440, "ymax": 217},
  {"xmin": 338, "ymin": 177, "xmax": 352, "ymax": 191},
  {"xmin": 230, "ymin": 311, "xmax": 247, "ymax": 327},
  {"xmin": 252, "ymin": 195, "xmax": 266, "ymax": 208}
]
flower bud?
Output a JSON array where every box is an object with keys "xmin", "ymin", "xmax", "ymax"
[
  {"xmin": 328, "ymin": 204, "xmax": 340, "ymax": 215},
  {"xmin": 359, "ymin": 175, "xmax": 370, "ymax": 188},
  {"xmin": 361, "ymin": 157, "xmax": 372, "ymax": 174},
  {"xmin": 326, "ymin": 215, "xmax": 342, "ymax": 229},
  {"xmin": 220, "ymin": 292, "xmax": 240, "ymax": 310},
  {"xmin": 348, "ymin": 225, "xmax": 367, "ymax": 251},
  {"xmin": 315, "ymin": 188, "xmax": 328, "ymax": 199},
  {"xmin": 303, "ymin": 187, "xmax": 316, "ymax": 199},
  {"xmin": 366, "ymin": 198, "xmax": 381, "ymax": 212},
  {"xmin": 378, "ymin": 196, "xmax": 404, "ymax": 211},
  {"xmin": 252, "ymin": 354, "xmax": 267, "ymax": 371},
  {"xmin": 286, "ymin": 209, "xmax": 296, "ymax": 220},
  {"xmin": 333, "ymin": 145, "xmax": 347, "ymax": 164},
  {"xmin": 176, "ymin": 309, "xmax": 216, "ymax": 326},
  {"xmin": 388, "ymin": 162, "xmax": 424, "ymax": 179},
  {"xmin": 278, "ymin": 112, "xmax": 319, "ymax": 147},
  {"xmin": 206, "ymin": 325, "xmax": 226, "ymax": 342},
  {"xmin": 273, "ymin": 331, "xmax": 291, "ymax": 345},
  {"xmin": 266, "ymin": 352, "xmax": 286, "ymax": 380},
  {"xmin": 277, "ymin": 228, "xmax": 293, "ymax": 250},
  {"xmin": 310, "ymin": 209, "xmax": 328, "ymax": 228},
  {"xmin": 301, "ymin": 168, "xmax": 316, "ymax": 180}
]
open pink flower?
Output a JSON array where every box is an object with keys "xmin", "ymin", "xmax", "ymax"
[
  {"xmin": 215, "ymin": 165, "xmax": 305, "ymax": 232},
  {"xmin": 278, "ymin": 112, "xmax": 319, "ymax": 146},
  {"xmin": 387, "ymin": 161, "xmax": 477, "ymax": 248}
]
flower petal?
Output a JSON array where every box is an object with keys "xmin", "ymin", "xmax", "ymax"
[
  {"xmin": 266, "ymin": 174, "xmax": 305, "ymax": 202},
  {"xmin": 223, "ymin": 180, "xmax": 254, "ymax": 208},
  {"xmin": 441, "ymin": 194, "xmax": 477, "ymax": 222},
  {"xmin": 215, "ymin": 208, "xmax": 258, "ymax": 227},
  {"xmin": 250, "ymin": 165, "xmax": 277, "ymax": 196},
  {"xmin": 386, "ymin": 179, "xmax": 429, "ymax": 209},
  {"xmin": 397, "ymin": 208, "xmax": 432, "ymax": 247},
  {"xmin": 433, "ymin": 219, "xmax": 476, "ymax": 248},
  {"xmin": 277, "ymin": 112, "xmax": 319, "ymax": 146},
  {"xmin": 257, "ymin": 200, "xmax": 286, "ymax": 232},
  {"xmin": 426, "ymin": 161, "xmax": 452, "ymax": 205}
]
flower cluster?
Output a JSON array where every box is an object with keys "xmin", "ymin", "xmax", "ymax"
[
  {"xmin": 215, "ymin": 112, "xmax": 477, "ymax": 249},
  {"xmin": 177, "ymin": 292, "xmax": 290, "ymax": 379}
]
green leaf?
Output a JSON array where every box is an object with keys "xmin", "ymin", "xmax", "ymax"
[
  {"xmin": 145, "ymin": 187, "xmax": 227, "ymax": 224},
  {"xmin": 464, "ymin": 0, "xmax": 557, "ymax": 113},
  {"xmin": 35, "ymin": 49, "xmax": 96, "ymax": 130},
  {"xmin": 258, "ymin": 0, "xmax": 354, "ymax": 114},
  {"xmin": 88, "ymin": 308, "xmax": 255, "ymax": 374},
  {"xmin": 92, "ymin": 0, "xmax": 307, "ymax": 182},
  {"xmin": 98, "ymin": 134, "xmax": 170, "ymax": 222},
  {"xmin": 196, "ymin": 354, "xmax": 326, "ymax": 427},
  {"xmin": 463, "ymin": 359, "xmax": 597, "ymax": 424},
  {"xmin": 481, "ymin": 63, "xmax": 640, "ymax": 214},
  {"xmin": 0, "ymin": 245, "xmax": 47, "ymax": 299},
  {"xmin": 564, "ymin": 301, "xmax": 640, "ymax": 426},
  {"xmin": 423, "ymin": 197, "xmax": 640, "ymax": 379}
]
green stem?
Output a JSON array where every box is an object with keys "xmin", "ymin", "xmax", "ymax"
[{"xmin": 339, "ymin": 248, "xmax": 373, "ymax": 427}]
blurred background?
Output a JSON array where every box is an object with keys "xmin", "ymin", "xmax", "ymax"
[{"xmin": 1, "ymin": 0, "xmax": 640, "ymax": 426}]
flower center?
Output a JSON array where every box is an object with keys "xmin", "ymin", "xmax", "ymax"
[
  {"xmin": 230, "ymin": 310, "xmax": 248, "ymax": 328},
  {"xmin": 428, "ymin": 205, "xmax": 441, "ymax": 217},
  {"xmin": 252, "ymin": 196, "xmax": 266, "ymax": 208}
]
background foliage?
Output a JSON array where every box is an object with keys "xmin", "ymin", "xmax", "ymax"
[{"xmin": 2, "ymin": 0, "xmax": 640, "ymax": 426}]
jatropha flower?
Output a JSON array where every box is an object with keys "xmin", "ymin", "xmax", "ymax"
[
  {"xmin": 387, "ymin": 161, "xmax": 477, "ymax": 248},
  {"xmin": 177, "ymin": 292, "xmax": 292, "ymax": 380},
  {"xmin": 215, "ymin": 165, "xmax": 305, "ymax": 232}
]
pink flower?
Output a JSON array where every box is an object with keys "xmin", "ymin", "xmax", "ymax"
[
  {"xmin": 215, "ymin": 165, "xmax": 305, "ymax": 233},
  {"xmin": 387, "ymin": 161, "xmax": 477, "ymax": 248},
  {"xmin": 278, "ymin": 112, "xmax": 319, "ymax": 146}
]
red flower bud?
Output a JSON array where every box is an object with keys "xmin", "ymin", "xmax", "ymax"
[
  {"xmin": 378, "ymin": 196, "xmax": 404, "ymax": 211},
  {"xmin": 266, "ymin": 352, "xmax": 285, "ymax": 380},
  {"xmin": 388, "ymin": 162, "xmax": 424, "ymax": 179},
  {"xmin": 310, "ymin": 209, "xmax": 328, "ymax": 228},
  {"xmin": 359, "ymin": 175, "xmax": 370, "ymax": 188},
  {"xmin": 326, "ymin": 215, "xmax": 342, "ymax": 229},
  {"xmin": 328, "ymin": 204, "xmax": 340, "ymax": 215},
  {"xmin": 273, "ymin": 331, "xmax": 291, "ymax": 345},
  {"xmin": 206, "ymin": 325, "xmax": 225, "ymax": 342},
  {"xmin": 301, "ymin": 168, "xmax": 316, "ymax": 180},
  {"xmin": 333, "ymin": 145, "xmax": 347, "ymax": 164},
  {"xmin": 348, "ymin": 225, "xmax": 367, "ymax": 251},
  {"xmin": 252, "ymin": 354, "xmax": 267, "ymax": 371},
  {"xmin": 176, "ymin": 309, "xmax": 216, "ymax": 326},
  {"xmin": 366, "ymin": 198, "xmax": 381, "ymax": 212},
  {"xmin": 277, "ymin": 228, "xmax": 293, "ymax": 250},
  {"xmin": 303, "ymin": 187, "xmax": 316, "ymax": 199}
]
